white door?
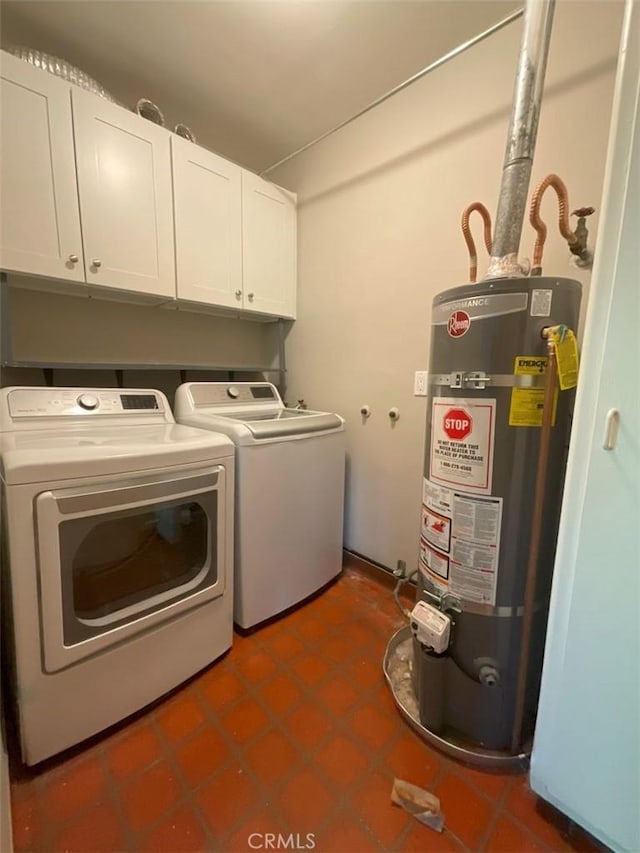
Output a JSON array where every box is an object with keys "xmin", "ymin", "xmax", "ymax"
[
  {"xmin": 241, "ymin": 171, "xmax": 296, "ymax": 318},
  {"xmin": 0, "ymin": 52, "xmax": 84, "ymax": 281},
  {"xmin": 530, "ymin": 5, "xmax": 639, "ymax": 851},
  {"xmin": 172, "ymin": 136, "xmax": 242, "ymax": 308},
  {"xmin": 72, "ymin": 89, "xmax": 175, "ymax": 298}
]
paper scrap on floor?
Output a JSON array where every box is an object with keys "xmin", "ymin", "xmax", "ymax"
[{"xmin": 391, "ymin": 777, "xmax": 444, "ymax": 832}]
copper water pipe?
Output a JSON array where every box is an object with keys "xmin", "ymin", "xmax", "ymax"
[
  {"xmin": 511, "ymin": 329, "xmax": 557, "ymax": 753},
  {"xmin": 461, "ymin": 203, "xmax": 493, "ymax": 283},
  {"xmin": 529, "ymin": 174, "xmax": 594, "ymax": 274}
]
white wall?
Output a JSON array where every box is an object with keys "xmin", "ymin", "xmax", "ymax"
[{"xmin": 272, "ymin": 1, "xmax": 624, "ymax": 570}]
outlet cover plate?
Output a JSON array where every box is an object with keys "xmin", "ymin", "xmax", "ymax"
[{"xmin": 414, "ymin": 371, "xmax": 428, "ymax": 396}]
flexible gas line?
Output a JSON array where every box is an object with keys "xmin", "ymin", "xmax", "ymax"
[
  {"xmin": 529, "ymin": 174, "xmax": 594, "ymax": 275},
  {"xmin": 394, "ymin": 569, "xmax": 418, "ymax": 618},
  {"xmin": 461, "ymin": 202, "xmax": 493, "ymax": 283}
]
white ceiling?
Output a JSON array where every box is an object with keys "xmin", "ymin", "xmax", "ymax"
[{"xmin": 0, "ymin": 0, "xmax": 520, "ymax": 172}]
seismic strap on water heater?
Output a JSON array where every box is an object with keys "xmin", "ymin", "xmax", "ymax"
[{"xmin": 487, "ymin": 0, "xmax": 556, "ymax": 279}]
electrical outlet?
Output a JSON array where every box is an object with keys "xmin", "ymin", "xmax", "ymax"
[{"xmin": 414, "ymin": 371, "xmax": 428, "ymax": 396}]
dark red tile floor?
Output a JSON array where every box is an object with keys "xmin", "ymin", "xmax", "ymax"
[{"xmin": 8, "ymin": 560, "xmax": 604, "ymax": 852}]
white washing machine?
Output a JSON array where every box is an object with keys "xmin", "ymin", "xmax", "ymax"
[
  {"xmin": 174, "ymin": 382, "xmax": 345, "ymax": 629},
  {"xmin": 0, "ymin": 386, "xmax": 235, "ymax": 765}
]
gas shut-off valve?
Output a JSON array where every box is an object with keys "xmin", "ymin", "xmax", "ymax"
[{"xmin": 410, "ymin": 601, "xmax": 452, "ymax": 654}]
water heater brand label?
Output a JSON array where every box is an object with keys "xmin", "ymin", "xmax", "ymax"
[
  {"xmin": 430, "ymin": 397, "xmax": 496, "ymax": 493},
  {"xmin": 433, "ymin": 292, "xmax": 528, "ymax": 326},
  {"xmin": 447, "ymin": 310, "xmax": 470, "ymax": 338},
  {"xmin": 420, "ymin": 478, "xmax": 503, "ymax": 606}
]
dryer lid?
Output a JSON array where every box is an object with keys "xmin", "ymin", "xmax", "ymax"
[{"xmin": 0, "ymin": 424, "xmax": 234, "ymax": 484}]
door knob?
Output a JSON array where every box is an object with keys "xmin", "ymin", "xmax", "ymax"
[
  {"xmin": 68, "ymin": 253, "xmax": 79, "ymax": 263},
  {"xmin": 247, "ymin": 292, "xmax": 254, "ymax": 301},
  {"xmin": 92, "ymin": 259, "xmax": 102, "ymax": 268},
  {"xmin": 235, "ymin": 290, "xmax": 242, "ymax": 299}
]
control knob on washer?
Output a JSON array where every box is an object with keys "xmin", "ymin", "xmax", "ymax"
[
  {"xmin": 227, "ymin": 386, "xmax": 240, "ymax": 399},
  {"xmin": 77, "ymin": 394, "xmax": 99, "ymax": 410}
]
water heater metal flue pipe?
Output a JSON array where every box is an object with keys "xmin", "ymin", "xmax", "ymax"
[{"xmin": 487, "ymin": 0, "xmax": 556, "ymax": 279}]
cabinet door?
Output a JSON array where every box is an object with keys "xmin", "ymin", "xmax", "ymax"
[
  {"xmin": 241, "ymin": 171, "xmax": 296, "ymax": 319},
  {"xmin": 72, "ymin": 89, "xmax": 175, "ymax": 298},
  {"xmin": 172, "ymin": 136, "xmax": 242, "ymax": 308},
  {"xmin": 0, "ymin": 52, "xmax": 84, "ymax": 281}
]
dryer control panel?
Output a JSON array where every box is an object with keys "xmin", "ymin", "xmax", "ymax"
[{"xmin": 3, "ymin": 388, "xmax": 169, "ymax": 423}]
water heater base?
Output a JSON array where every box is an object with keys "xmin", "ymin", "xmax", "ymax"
[{"xmin": 384, "ymin": 626, "xmax": 530, "ymax": 771}]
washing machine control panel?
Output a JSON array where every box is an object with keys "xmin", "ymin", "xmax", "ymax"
[
  {"xmin": 7, "ymin": 388, "xmax": 165, "ymax": 419},
  {"xmin": 191, "ymin": 383, "xmax": 280, "ymax": 407}
]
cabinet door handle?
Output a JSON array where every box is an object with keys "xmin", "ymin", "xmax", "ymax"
[
  {"xmin": 68, "ymin": 253, "xmax": 79, "ymax": 263},
  {"xmin": 247, "ymin": 292, "xmax": 254, "ymax": 301},
  {"xmin": 235, "ymin": 290, "xmax": 242, "ymax": 299},
  {"xmin": 92, "ymin": 259, "xmax": 102, "ymax": 269},
  {"xmin": 602, "ymin": 409, "xmax": 620, "ymax": 450}
]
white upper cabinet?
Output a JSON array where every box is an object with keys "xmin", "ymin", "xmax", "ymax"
[
  {"xmin": 172, "ymin": 136, "xmax": 242, "ymax": 309},
  {"xmin": 241, "ymin": 171, "xmax": 297, "ymax": 319},
  {"xmin": 0, "ymin": 52, "xmax": 296, "ymax": 317},
  {"xmin": 0, "ymin": 52, "xmax": 85, "ymax": 282},
  {"xmin": 72, "ymin": 88, "xmax": 175, "ymax": 299}
]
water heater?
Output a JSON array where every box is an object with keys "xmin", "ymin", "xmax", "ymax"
[{"xmin": 413, "ymin": 276, "xmax": 580, "ymax": 751}]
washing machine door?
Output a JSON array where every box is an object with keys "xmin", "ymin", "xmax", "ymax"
[{"xmin": 35, "ymin": 465, "xmax": 227, "ymax": 672}]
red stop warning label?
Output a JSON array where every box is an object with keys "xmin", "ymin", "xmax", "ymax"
[
  {"xmin": 443, "ymin": 408, "xmax": 472, "ymax": 441},
  {"xmin": 431, "ymin": 397, "xmax": 496, "ymax": 493}
]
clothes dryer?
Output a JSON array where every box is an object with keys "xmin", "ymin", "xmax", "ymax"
[{"xmin": 0, "ymin": 387, "xmax": 234, "ymax": 764}]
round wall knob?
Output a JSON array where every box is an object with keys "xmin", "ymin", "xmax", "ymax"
[
  {"xmin": 68, "ymin": 253, "xmax": 79, "ymax": 263},
  {"xmin": 92, "ymin": 259, "xmax": 102, "ymax": 268},
  {"xmin": 247, "ymin": 292, "xmax": 254, "ymax": 301},
  {"xmin": 235, "ymin": 290, "xmax": 242, "ymax": 299},
  {"xmin": 77, "ymin": 393, "xmax": 99, "ymax": 410},
  {"xmin": 360, "ymin": 405, "xmax": 371, "ymax": 418},
  {"xmin": 388, "ymin": 407, "xmax": 400, "ymax": 421}
]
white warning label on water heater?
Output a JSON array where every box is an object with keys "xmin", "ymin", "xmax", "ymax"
[
  {"xmin": 530, "ymin": 289, "xmax": 553, "ymax": 317},
  {"xmin": 420, "ymin": 478, "xmax": 502, "ymax": 606},
  {"xmin": 422, "ymin": 505, "xmax": 451, "ymax": 552},
  {"xmin": 430, "ymin": 397, "xmax": 496, "ymax": 494}
]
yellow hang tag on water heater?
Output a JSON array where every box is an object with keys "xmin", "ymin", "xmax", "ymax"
[{"xmin": 550, "ymin": 328, "xmax": 579, "ymax": 390}]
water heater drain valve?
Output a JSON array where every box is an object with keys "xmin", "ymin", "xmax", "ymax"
[{"xmin": 410, "ymin": 601, "xmax": 452, "ymax": 654}]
